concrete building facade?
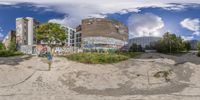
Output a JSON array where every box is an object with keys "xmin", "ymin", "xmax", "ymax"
[
  {"xmin": 189, "ymin": 40, "xmax": 199, "ymax": 50},
  {"xmin": 61, "ymin": 26, "xmax": 76, "ymax": 47},
  {"xmin": 61, "ymin": 26, "xmax": 82, "ymax": 48},
  {"xmin": 16, "ymin": 18, "xmax": 28, "ymax": 45},
  {"xmin": 75, "ymin": 32, "xmax": 81, "ymax": 47},
  {"xmin": 76, "ymin": 18, "xmax": 128, "ymax": 50},
  {"xmin": 129, "ymin": 36, "xmax": 161, "ymax": 48},
  {"xmin": 16, "ymin": 17, "xmax": 39, "ymax": 46},
  {"xmin": 16, "ymin": 17, "xmax": 40, "ymax": 54}
]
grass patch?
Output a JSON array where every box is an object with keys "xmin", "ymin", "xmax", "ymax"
[
  {"xmin": 66, "ymin": 52, "xmax": 141, "ymax": 64},
  {"xmin": 116, "ymin": 52, "xmax": 142, "ymax": 58},
  {"xmin": 0, "ymin": 50, "xmax": 24, "ymax": 57}
]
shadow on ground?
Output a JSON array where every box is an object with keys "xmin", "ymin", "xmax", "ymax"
[
  {"xmin": 0, "ymin": 55, "xmax": 32, "ymax": 66},
  {"xmin": 136, "ymin": 52, "xmax": 200, "ymax": 65}
]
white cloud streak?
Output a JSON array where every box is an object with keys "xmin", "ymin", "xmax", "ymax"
[
  {"xmin": 0, "ymin": 0, "xmax": 199, "ymax": 27},
  {"xmin": 181, "ymin": 36, "xmax": 194, "ymax": 41},
  {"xmin": 0, "ymin": 27, "xmax": 4, "ymax": 38},
  {"xmin": 180, "ymin": 18, "xmax": 200, "ymax": 35},
  {"xmin": 128, "ymin": 13, "xmax": 164, "ymax": 38}
]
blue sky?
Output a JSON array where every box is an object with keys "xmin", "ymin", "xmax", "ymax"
[{"xmin": 0, "ymin": 1, "xmax": 199, "ymax": 40}]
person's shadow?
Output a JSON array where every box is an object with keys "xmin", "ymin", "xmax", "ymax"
[{"xmin": 0, "ymin": 55, "xmax": 32, "ymax": 66}]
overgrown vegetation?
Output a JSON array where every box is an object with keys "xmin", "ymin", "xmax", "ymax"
[
  {"xmin": 154, "ymin": 32, "xmax": 190, "ymax": 53},
  {"xmin": 0, "ymin": 43, "xmax": 5, "ymax": 50},
  {"xmin": 129, "ymin": 43, "xmax": 143, "ymax": 52},
  {"xmin": 0, "ymin": 41, "xmax": 23, "ymax": 57},
  {"xmin": 66, "ymin": 52, "xmax": 141, "ymax": 64},
  {"xmin": 197, "ymin": 52, "xmax": 200, "ymax": 57},
  {"xmin": 0, "ymin": 50, "xmax": 24, "ymax": 57},
  {"xmin": 197, "ymin": 42, "xmax": 200, "ymax": 57},
  {"xmin": 36, "ymin": 23, "xmax": 66, "ymax": 53},
  {"xmin": 7, "ymin": 41, "xmax": 17, "ymax": 52}
]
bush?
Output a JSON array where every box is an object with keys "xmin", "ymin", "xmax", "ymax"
[
  {"xmin": 116, "ymin": 52, "xmax": 142, "ymax": 58},
  {"xmin": 197, "ymin": 51, "xmax": 200, "ymax": 57},
  {"xmin": 197, "ymin": 42, "xmax": 200, "ymax": 51},
  {"xmin": 0, "ymin": 50, "xmax": 24, "ymax": 57},
  {"xmin": 0, "ymin": 43, "xmax": 5, "ymax": 51},
  {"xmin": 154, "ymin": 32, "xmax": 186, "ymax": 53},
  {"xmin": 129, "ymin": 43, "xmax": 143, "ymax": 52},
  {"xmin": 7, "ymin": 41, "xmax": 17, "ymax": 52},
  {"xmin": 66, "ymin": 52, "xmax": 130, "ymax": 64}
]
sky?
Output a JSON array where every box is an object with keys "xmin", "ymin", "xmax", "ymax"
[{"xmin": 0, "ymin": 0, "xmax": 199, "ymax": 40}]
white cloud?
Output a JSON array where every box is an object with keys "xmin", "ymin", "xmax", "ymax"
[
  {"xmin": 128, "ymin": 13, "xmax": 164, "ymax": 38},
  {"xmin": 0, "ymin": 0, "xmax": 199, "ymax": 27},
  {"xmin": 0, "ymin": 27, "xmax": 3, "ymax": 32},
  {"xmin": 181, "ymin": 36, "xmax": 194, "ymax": 41},
  {"xmin": 0, "ymin": 27, "xmax": 3, "ymax": 38},
  {"xmin": 49, "ymin": 15, "xmax": 106, "ymax": 28},
  {"xmin": 180, "ymin": 18, "xmax": 200, "ymax": 35},
  {"xmin": 0, "ymin": 33, "xmax": 3, "ymax": 38},
  {"xmin": 49, "ymin": 17, "xmax": 78, "ymax": 28}
]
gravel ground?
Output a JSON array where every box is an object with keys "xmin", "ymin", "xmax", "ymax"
[{"xmin": 0, "ymin": 53, "xmax": 200, "ymax": 100}]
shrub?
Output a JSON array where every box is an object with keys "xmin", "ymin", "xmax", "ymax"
[
  {"xmin": 0, "ymin": 50, "xmax": 24, "ymax": 57},
  {"xmin": 0, "ymin": 43, "xmax": 5, "ymax": 51},
  {"xmin": 116, "ymin": 52, "xmax": 142, "ymax": 58},
  {"xmin": 197, "ymin": 51, "xmax": 200, "ymax": 57},
  {"xmin": 0, "ymin": 50, "xmax": 12, "ymax": 57},
  {"xmin": 154, "ymin": 32, "xmax": 186, "ymax": 53},
  {"xmin": 129, "ymin": 43, "xmax": 143, "ymax": 52},
  {"xmin": 66, "ymin": 52, "xmax": 129, "ymax": 64},
  {"xmin": 197, "ymin": 42, "xmax": 200, "ymax": 51},
  {"xmin": 7, "ymin": 41, "xmax": 17, "ymax": 52}
]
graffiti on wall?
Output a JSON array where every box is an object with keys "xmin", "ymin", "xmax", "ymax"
[{"xmin": 83, "ymin": 36, "xmax": 127, "ymax": 50}]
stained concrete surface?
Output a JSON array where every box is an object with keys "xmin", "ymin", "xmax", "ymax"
[{"xmin": 0, "ymin": 53, "xmax": 200, "ymax": 100}]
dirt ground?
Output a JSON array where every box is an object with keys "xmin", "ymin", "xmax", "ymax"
[{"xmin": 0, "ymin": 53, "xmax": 200, "ymax": 100}]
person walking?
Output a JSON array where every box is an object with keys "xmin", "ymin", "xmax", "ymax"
[{"xmin": 47, "ymin": 51, "xmax": 53, "ymax": 71}]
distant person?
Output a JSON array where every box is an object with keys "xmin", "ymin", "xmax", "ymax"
[{"xmin": 47, "ymin": 52, "xmax": 53, "ymax": 61}]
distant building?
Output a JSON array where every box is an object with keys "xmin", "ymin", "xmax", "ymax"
[
  {"xmin": 189, "ymin": 40, "xmax": 199, "ymax": 50},
  {"xmin": 2, "ymin": 30, "xmax": 16, "ymax": 49},
  {"xmin": 16, "ymin": 17, "xmax": 40, "ymax": 46},
  {"xmin": 61, "ymin": 26, "xmax": 76, "ymax": 47},
  {"xmin": 75, "ymin": 31, "xmax": 81, "ymax": 47},
  {"xmin": 16, "ymin": 17, "xmax": 40, "ymax": 54},
  {"xmin": 76, "ymin": 18, "xmax": 128, "ymax": 51},
  {"xmin": 129, "ymin": 36, "xmax": 161, "ymax": 49}
]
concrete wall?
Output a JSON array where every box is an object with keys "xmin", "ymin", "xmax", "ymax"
[
  {"xmin": 16, "ymin": 18, "xmax": 28, "ymax": 45},
  {"xmin": 82, "ymin": 36, "xmax": 127, "ymax": 50},
  {"xmin": 20, "ymin": 45, "xmax": 37, "ymax": 55},
  {"xmin": 81, "ymin": 18, "xmax": 128, "ymax": 41},
  {"xmin": 27, "ymin": 17, "xmax": 34, "ymax": 45},
  {"xmin": 129, "ymin": 37, "xmax": 161, "ymax": 48},
  {"xmin": 16, "ymin": 17, "xmax": 39, "ymax": 46}
]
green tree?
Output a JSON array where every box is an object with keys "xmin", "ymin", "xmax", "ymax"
[
  {"xmin": 129, "ymin": 43, "xmax": 143, "ymax": 52},
  {"xmin": 0, "ymin": 43, "xmax": 5, "ymax": 51},
  {"xmin": 7, "ymin": 41, "xmax": 17, "ymax": 52},
  {"xmin": 197, "ymin": 42, "xmax": 200, "ymax": 57},
  {"xmin": 197, "ymin": 42, "xmax": 200, "ymax": 51},
  {"xmin": 36, "ymin": 23, "xmax": 66, "ymax": 52},
  {"xmin": 155, "ymin": 32, "xmax": 186, "ymax": 53},
  {"xmin": 184, "ymin": 41, "xmax": 191, "ymax": 52}
]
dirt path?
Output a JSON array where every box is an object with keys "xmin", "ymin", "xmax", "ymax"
[{"xmin": 0, "ymin": 53, "xmax": 200, "ymax": 100}]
